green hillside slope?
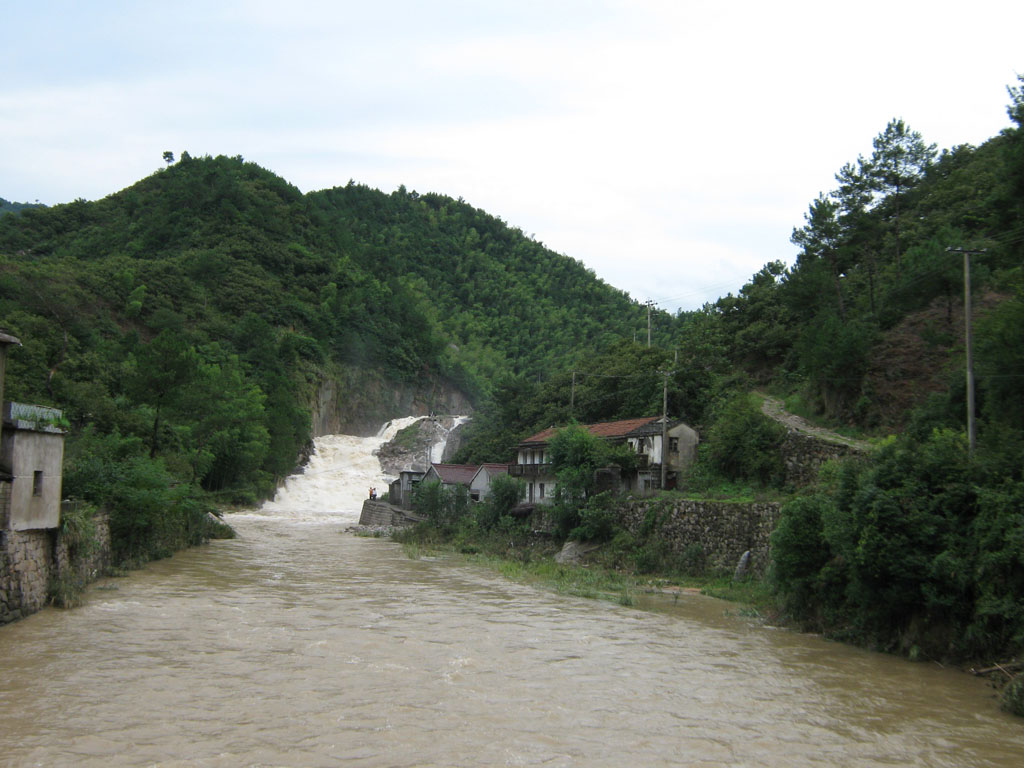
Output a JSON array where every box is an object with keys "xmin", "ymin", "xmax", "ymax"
[{"xmin": 0, "ymin": 155, "xmax": 667, "ymax": 533}]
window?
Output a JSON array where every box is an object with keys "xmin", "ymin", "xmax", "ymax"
[
  {"xmin": 539, "ymin": 483, "xmax": 545, "ymax": 499},
  {"xmin": 32, "ymin": 471, "xmax": 44, "ymax": 497},
  {"xmin": 669, "ymin": 437, "xmax": 679, "ymax": 453}
]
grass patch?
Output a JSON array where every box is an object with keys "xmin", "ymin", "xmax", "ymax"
[
  {"xmin": 394, "ymin": 525, "xmax": 778, "ymax": 617},
  {"xmin": 391, "ymin": 421, "xmax": 423, "ymax": 450}
]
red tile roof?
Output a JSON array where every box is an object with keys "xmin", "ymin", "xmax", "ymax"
[
  {"xmin": 428, "ymin": 463, "xmax": 480, "ymax": 485},
  {"xmin": 520, "ymin": 417, "xmax": 661, "ymax": 445}
]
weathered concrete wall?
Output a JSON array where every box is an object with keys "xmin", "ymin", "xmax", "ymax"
[
  {"xmin": 1, "ymin": 491, "xmax": 112, "ymax": 626},
  {"xmin": 357, "ymin": 499, "xmax": 423, "ymax": 527},
  {"xmin": 781, "ymin": 432, "xmax": 863, "ymax": 487},
  {"xmin": 312, "ymin": 367, "xmax": 473, "ymax": 438},
  {"xmin": 1, "ymin": 428, "xmax": 64, "ymax": 530},
  {"xmin": 620, "ymin": 498, "xmax": 782, "ymax": 574}
]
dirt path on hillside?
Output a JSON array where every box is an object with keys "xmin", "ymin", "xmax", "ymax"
[{"xmin": 759, "ymin": 394, "xmax": 872, "ymax": 452}]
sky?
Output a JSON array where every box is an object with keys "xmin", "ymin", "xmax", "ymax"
[{"xmin": 1, "ymin": 1, "xmax": 1021, "ymax": 312}]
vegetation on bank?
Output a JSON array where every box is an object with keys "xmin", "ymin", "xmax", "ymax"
[
  {"xmin": 445, "ymin": 78, "xmax": 1024, "ymax": 674},
  {"xmin": 396, "ymin": 422, "xmax": 784, "ymax": 612}
]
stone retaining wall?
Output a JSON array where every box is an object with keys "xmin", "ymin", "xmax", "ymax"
[
  {"xmin": 781, "ymin": 432, "xmax": 863, "ymax": 487},
  {"xmin": 620, "ymin": 498, "xmax": 782, "ymax": 574},
  {"xmin": 1, "ymin": 490, "xmax": 112, "ymax": 626}
]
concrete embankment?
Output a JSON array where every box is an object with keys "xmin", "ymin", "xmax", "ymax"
[{"xmin": 358, "ymin": 499, "xmax": 423, "ymax": 528}]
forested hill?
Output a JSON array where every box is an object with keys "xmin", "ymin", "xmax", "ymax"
[
  {"xmin": 0, "ymin": 198, "xmax": 45, "ymax": 215},
  {"xmin": 0, "ymin": 154, "xmax": 664, "ymax": 509}
]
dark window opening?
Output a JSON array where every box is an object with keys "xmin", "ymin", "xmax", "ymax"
[{"xmin": 32, "ymin": 470, "xmax": 44, "ymax": 497}]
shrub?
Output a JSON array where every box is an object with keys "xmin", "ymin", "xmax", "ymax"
[
  {"xmin": 1002, "ymin": 675, "xmax": 1024, "ymax": 718},
  {"xmin": 704, "ymin": 394, "xmax": 786, "ymax": 486},
  {"xmin": 570, "ymin": 492, "xmax": 618, "ymax": 542},
  {"xmin": 477, "ymin": 474, "xmax": 525, "ymax": 531}
]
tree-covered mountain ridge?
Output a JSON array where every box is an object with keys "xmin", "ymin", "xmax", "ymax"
[{"xmin": 0, "ymin": 153, "xmax": 667, "ymax": 521}]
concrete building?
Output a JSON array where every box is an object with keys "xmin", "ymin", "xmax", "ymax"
[
  {"xmin": 387, "ymin": 469, "xmax": 425, "ymax": 509},
  {"xmin": 1, "ymin": 330, "xmax": 76, "ymax": 626},
  {"xmin": 1, "ymin": 402, "xmax": 66, "ymax": 530}
]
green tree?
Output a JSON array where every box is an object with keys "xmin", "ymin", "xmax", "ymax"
[
  {"xmin": 127, "ymin": 331, "xmax": 199, "ymax": 458},
  {"xmin": 791, "ymin": 196, "xmax": 847, "ymax": 322},
  {"xmin": 865, "ymin": 118, "xmax": 937, "ymax": 267}
]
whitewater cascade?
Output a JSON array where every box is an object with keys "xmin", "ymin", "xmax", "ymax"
[
  {"xmin": 430, "ymin": 415, "xmax": 471, "ymax": 463},
  {"xmin": 255, "ymin": 416, "xmax": 423, "ymax": 523}
]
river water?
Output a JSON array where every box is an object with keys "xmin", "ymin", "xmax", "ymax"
[{"xmin": 1, "ymin": 423, "xmax": 1022, "ymax": 766}]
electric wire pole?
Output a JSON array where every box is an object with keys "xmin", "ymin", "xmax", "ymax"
[
  {"xmin": 659, "ymin": 369, "xmax": 675, "ymax": 490},
  {"xmin": 646, "ymin": 300, "xmax": 653, "ymax": 347},
  {"xmin": 946, "ymin": 247, "xmax": 986, "ymax": 457}
]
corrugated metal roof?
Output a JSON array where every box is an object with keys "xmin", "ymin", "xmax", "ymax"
[{"xmin": 520, "ymin": 417, "xmax": 661, "ymax": 445}]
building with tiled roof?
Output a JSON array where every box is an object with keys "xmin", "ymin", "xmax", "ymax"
[
  {"xmin": 519, "ymin": 417, "xmax": 662, "ymax": 446},
  {"xmin": 511, "ymin": 417, "xmax": 698, "ymax": 504},
  {"xmin": 469, "ymin": 463, "xmax": 511, "ymax": 502},
  {"xmin": 422, "ymin": 463, "xmax": 480, "ymax": 488}
]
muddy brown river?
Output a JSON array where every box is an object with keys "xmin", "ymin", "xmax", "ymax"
[{"xmin": 1, "ymin": 425, "xmax": 1022, "ymax": 766}]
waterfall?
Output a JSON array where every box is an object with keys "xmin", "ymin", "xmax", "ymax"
[
  {"xmin": 429, "ymin": 415, "xmax": 471, "ymax": 463},
  {"xmin": 253, "ymin": 417, "xmax": 422, "ymax": 523}
]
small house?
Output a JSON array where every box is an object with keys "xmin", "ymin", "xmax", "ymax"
[
  {"xmin": 421, "ymin": 463, "xmax": 480, "ymax": 494},
  {"xmin": 469, "ymin": 463, "xmax": 510, "ymax": 502},
  {"xmin": 388, "ymin": 469, "xmax": 425, "ymax": 509},
  {"xmin": 1, "ymin": 332, "xmax": 67, "ymax": 531}
]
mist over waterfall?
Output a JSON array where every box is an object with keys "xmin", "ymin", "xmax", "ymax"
[{"xmin": 255, "ymin": 417, "xmax": 422, "ymax": 523}]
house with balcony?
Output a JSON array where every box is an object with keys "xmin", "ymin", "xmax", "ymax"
[{"xmin": 510, "ymin": 416, "xmax": 698, "ymax": 503}]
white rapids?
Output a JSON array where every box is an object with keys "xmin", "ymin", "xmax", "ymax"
[{"xmin": 252, "ymin": 416, "xmax": 423, "ymax": 523}]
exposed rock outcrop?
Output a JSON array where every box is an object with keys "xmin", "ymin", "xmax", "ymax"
[
  {"xmin": 376, "ymin": 416, "xmax": 471, "ymax": 475},
  {"xmin": 310, "ymin": 366, "xmax": 472, "ymax": 438}
]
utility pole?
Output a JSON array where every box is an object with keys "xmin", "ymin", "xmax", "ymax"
[
  {"xmin": 946, "ymin": 247, "xmax": 986, "ymax": 457},
  {"xmin": 658, "ymin": 369, "xmax": 675, "ymax": 490},
  {"xmin": 646, "ymin": 300, "xmax": 653, "ymax": 348}
]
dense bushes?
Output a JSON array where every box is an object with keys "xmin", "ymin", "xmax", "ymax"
[
  {"xmin": 703, "ymin": 394, "xmax": 787, "ymax": 486},
  {"xmin": 63, "ymin": 428, "xmax": 222, "ymax": 565},
  {"xmin": 771, "ymin": 429, "xmax": 1024, "ymax": 660}
]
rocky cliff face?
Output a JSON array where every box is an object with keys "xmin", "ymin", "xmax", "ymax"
[
  {"xmin": 309, "ymin": 365, "xmax": 472, "ymax": 438},
  {"xmin": 376, "ymin": 416, "xmax": 470, "ymax": 475}
]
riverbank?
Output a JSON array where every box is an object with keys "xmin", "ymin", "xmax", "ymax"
[{"xmin": 387, "ymin": 525, "xmax": 778, "ymax": 615}]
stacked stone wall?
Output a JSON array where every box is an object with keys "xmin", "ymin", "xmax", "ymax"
[
  {"xmin": 1, "ymin": 488, "xmax": 112, "ymax": 626},
  {"xmin": 54, "ymin": 509, "xmax": 112, "ymax": 589},
  {"xmin": 0, "ymin": 525, "xmax": 52, "ymax": 624},
  {"xmin": 620, "ymin": 498, "xmax": 782, "ymax": 574},
  {"xmin": 781, "ymin": 432, "xmax": 862, "ymax": 487}
]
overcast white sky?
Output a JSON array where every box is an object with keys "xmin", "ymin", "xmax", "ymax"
[{"xmin": 1, "ymin": 1, "xmax": 1021, "ymax": 311}]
